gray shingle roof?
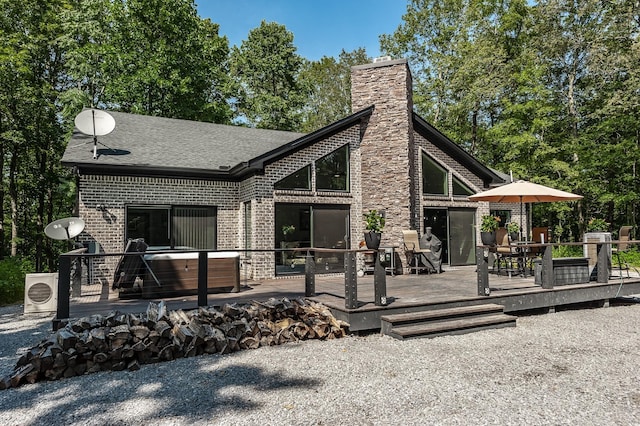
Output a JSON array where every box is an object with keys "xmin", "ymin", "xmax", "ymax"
[{"xmin": 62, "ymin": 111, "xmax": 306, "ymax": 173}]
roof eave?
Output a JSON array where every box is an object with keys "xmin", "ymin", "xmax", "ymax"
[
  {"xmin": 63, "ymin": 161, "xmax": 241, "ymax": 181},
  {"xmin": 247, "ymin": 106, "xmax": 374, "ymax": 170}
]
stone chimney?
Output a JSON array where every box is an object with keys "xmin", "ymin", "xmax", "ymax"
[{"xmin": 351, "ymin": 58, "xmax": 415, "ymax": 245}]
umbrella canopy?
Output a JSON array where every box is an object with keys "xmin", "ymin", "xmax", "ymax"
[
  {"xmin": 469, "ymin": 180, "xmax": 583, "ymax": 238},
  {"xmin": 468, "ymin": 180, "xmax": 583, "ymax": 203}
]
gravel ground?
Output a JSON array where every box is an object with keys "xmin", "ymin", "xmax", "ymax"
[{"xmin": 1, "ymin": 302, "xmax": 640, "ymax": 425}]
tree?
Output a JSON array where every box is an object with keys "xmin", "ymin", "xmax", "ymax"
[
  {"xmin": 0, "ymin": 0, "xmax": 72, "ymax": 269},
  {"xmin": 62, "ymin": 0, "xmax": 232, "ymax": 123},
  {"xmin": 298, "ymin": 48, "xmax": 370, "ymax": 132},
  {"xmin": 230, "ymin": 21, "xmax": 304, "ymax": 130}
]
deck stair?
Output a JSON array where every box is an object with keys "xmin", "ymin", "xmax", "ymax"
[{"xmin": 380, "ymin": 303, "xmax": 516, "ymax": 339}]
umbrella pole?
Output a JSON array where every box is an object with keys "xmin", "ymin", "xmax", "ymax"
[{"xmin": 520, "ymin": 195, "xmax": 523, "ymax": 240}]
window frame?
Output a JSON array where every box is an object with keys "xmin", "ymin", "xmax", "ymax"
[{"xmin": 422, "ymin": 152, "xmax": 449, "ymax": 196}]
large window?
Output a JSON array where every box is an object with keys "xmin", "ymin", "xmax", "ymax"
[
  {"xmin": 422, "ymin": 153, "xmax": 448, "ymax": 196},
  {"xmin": 452, "ymin": 175, "xmax": 473, "ymax": 197},
  {"xmin": 274, "ymin": 165, "xmax": 311, "ymax": 190},
  {"xmin": 316, "ymin": 145, "xmax": 349, "ymax": 191},
  {"xmin": 126, "ymin": 205, "xmax": 217, "ymax": 249}
]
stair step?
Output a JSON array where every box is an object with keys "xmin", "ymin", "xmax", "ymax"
[
  {"xmin": 380, "ymin": 303, "xmax": 505, "ymax": 326},
  {"xmin": 387, "ymin": 313, "xmax": 517, "ymax": 340}
]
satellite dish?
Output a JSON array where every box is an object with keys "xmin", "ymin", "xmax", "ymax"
[
  {"xmin": 74, "ymin": 109, "xmax": 115, "ymax": 136},
  {"xmin": 74, "ymin": 109, "xmax": 116, "ymax": 159},
  {"xmin": 44, "ymin": 217, "xmax": 85, "ymax": 241}
]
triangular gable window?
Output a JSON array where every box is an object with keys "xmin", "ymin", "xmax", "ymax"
[
  {"xmin": 422, "ymin": 152, "xmax": 448, "ymax": 196},
  {"xmin": 452, "ymin": 175, "xmax": 473, "ymax": 197},
  {"xmin": 316, "ymin": 145, "xmax": 349, "ymax": 191},
  {"xmin": 274, "ymin": 165, "xmax": 311, "ymax": 190}
]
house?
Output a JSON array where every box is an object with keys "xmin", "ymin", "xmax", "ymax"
[{"xmin": 61, "ymin": 58, "xmax": 516, "ymax": 282}]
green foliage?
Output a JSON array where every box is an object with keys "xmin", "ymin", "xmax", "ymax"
[
  {"xmin": 586, "ymin": 218, "xmax": 609, "ymax": 232},
  {"xmin": 0, "ymin": 257, "xmax": 33, "ymax": 306},
  {"xmin": 381, "ymin": 0, "xmax": 640, "ymax": 238},
  {"xmin": 363, "ymin": 210, "xmax": 385, "ymax": 233},
  {"xmin": 552, "ymin": 244, "xmax": 583, "ymax": 258},
  {"xmin": 298, "ymin": 48, "xmax": 370, "ymax": 132},
  {"xmin": 506, "ymin": 222, "xmax": 520, "ymax": 234},
  {"xmin": 230, "ymin": 21, "xmax": 304, "ymax": 130},
  {"xmin": 480, "ymin": 215, "xmax": 501, "ymax": 232}
]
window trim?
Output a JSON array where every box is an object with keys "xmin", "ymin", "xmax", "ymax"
[
  {"xmin": 125, "ymin": 204, "xmax": 217, "ymax": 250},
  {"xmin": 422, "ymin": 152, "xmax": 449, "ymax": 196},
  {"xmin": 315, "ymin": 144, "xmax": 350, "ymax": 192}
]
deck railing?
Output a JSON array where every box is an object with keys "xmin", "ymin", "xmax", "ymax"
[
  {"xmin": 476, "ymin": 240, "xmax": 633, "ymax": 296},
  {"xmin": 52, "ymin": 240, "xmax": 634, "ymax": 328},
  {"xmin": 53, "ymin": 247, "xmax": 388, "ymax": 329}
]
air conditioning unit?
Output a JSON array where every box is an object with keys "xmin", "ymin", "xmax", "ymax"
[{"xmin": 24, "ymin": 273, "xmax": 58, "ymax": 314}]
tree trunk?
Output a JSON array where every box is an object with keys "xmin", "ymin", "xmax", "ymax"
[
  {"xmin": 36, "ymin": 145, "xmax": 46, "ymax": 272},
  {"xmin": 9, "ymin": 146, "xmax": 19, "ymax": 257}
]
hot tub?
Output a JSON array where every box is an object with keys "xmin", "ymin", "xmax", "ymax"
[{"xmin": 141, "ymin": 251, "xmax": 240, "ymax": 299}]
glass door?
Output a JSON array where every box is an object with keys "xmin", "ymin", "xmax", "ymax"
[
  {"xmin": 448, "ymin": 209, "xmax": 476, "ymax": 266},
  {"xmin": 275, "ymin": 203, "xmax": 349, "ymax": 275},
  {"xmin": 424, "ymin": 208, "xmax": 448, "ymax": 263},
  {"xmin": 313, "ymin": 206, "xmax": 350, "ymax": 273}
]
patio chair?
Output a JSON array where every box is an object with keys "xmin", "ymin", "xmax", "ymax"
[
  {"xmin": 612, "ymin": 226, "xmax": 634, "ymax": 278},
  {"xmin": 531, "ymin": 227, "xmax": 549, "ymax": 252},
  {"xmin": 495, "ymin": 228, "xmax": 517, "ymax": 276},
  {"xmin": 402, "ymin": 230, "xmax": 434, "ymax": 274}
]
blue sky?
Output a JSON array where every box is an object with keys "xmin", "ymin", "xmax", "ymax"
[{"xmin": 195, "ymin": 1, "xmax": 408, "ymax": 61}]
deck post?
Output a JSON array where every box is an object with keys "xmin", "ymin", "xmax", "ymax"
[
  {"xmin": 53, "ymin": 255, "xmax": 71, "ymax": 330},
  {"xmin": 476, "ymin": 247, "xmax": 490, "ymax": 296},
  {"xmin": 596, "ymin": 243, "xmax": 608, "ymax": 283},
  {"xmin": 72, "ymin": 256, "xmax": 82, "ymax": 297},
  {"xmin": 344, "ymin": 250, "xmax": 358, "ymax": 309},
  {"xmin": 541, "ymin": 245, "xmax": 554, "ymax": 289},
  {"xmin": 305, "ymin": 250, "xmax": 315, "ymax": 296},
  {"xmin": 374, "ymin": 249, "xmax": 387, "ymax": 305},
  {"xmin": 198, "ymin": 251, "xmax": 208, "ymax": 307}
]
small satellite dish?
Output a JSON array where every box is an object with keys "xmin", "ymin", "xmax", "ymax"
[
  {"xmin": 74, "ymin": 109, "xmax": 116, "ymax": 159},
  {"xmin": 74, "ymin": 109, "xmax": 115, "ymax": 136},
  {"xmin": 44, "ymin": 217, "xmax": 85, "ymax": 241}
]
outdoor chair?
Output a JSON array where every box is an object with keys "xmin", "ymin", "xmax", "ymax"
[
  {"xmin": 612, "ymin": 226, "xmax": 635, "ymax": 278},
  {"xmin": 495, "ymin": 228, "xmax": 518, "ymax": 276},
  {"xmin": 531, "ymin": 227, "xmax": 550, "ymax": 256},
  {"xmin": 402, "ymin": 230, "xmax": 434, "ymax": 274}
]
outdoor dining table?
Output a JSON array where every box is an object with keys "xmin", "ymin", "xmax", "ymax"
[{"xmin": 510, "ymin": 240, "xmax": 534, "ymax": 277}]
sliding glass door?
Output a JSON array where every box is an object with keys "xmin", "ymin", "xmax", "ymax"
[
  {"xmin": 424, "ymin": 207, "xmax": 476, "ymax": 266},
  {"xmin": 275, "ymin": 203, "xmax": 350, "ymax": 275}
]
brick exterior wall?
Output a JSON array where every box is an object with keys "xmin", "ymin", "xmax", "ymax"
[
  {"xmin": 73, "ymin": 58, "xmax": 514, "ymax": 283},
  {"xmin": 77, "ymin": 175, "xmax": 239, "ymax": 283},
  {"xmin": 77, "ymin": 124, "xmax": 363, "ymax": 282}
]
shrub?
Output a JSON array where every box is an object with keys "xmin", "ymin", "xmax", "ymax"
[
  {"xmin": 0, "ymin": 257, "xmax": 34, "ymax": 306},
  {"xmin": 586, "ymin": 218, "xmax": 609, "ymax": 232}
]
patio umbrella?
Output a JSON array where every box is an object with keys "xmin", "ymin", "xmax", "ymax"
[{"xmin": 468, "ymin": 180, "xmax": 583, "ymax": 238}]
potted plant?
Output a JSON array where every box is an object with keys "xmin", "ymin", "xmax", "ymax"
[
  {"xmin": 281, "ymin": 224, "xmax": 296, "ymax": 241},
  {"xmin": 480, "ymin": 215, "xmax": 500, "ymax": 245},
  {"xmin": 506, "ymin": 221, "xmax": 520, "ymax": 241},
  {"xmin": 363, "ymin": 209, "xmax": 385, "ymax": 249}
]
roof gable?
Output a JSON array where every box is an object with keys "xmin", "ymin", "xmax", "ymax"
[
  {"xmin": 62, "ymin": 108, "xmax": 373, "ymax": 179},
  {"xmin": 412, "ymin": 112, "xmax": 505, "ymax": 187}
]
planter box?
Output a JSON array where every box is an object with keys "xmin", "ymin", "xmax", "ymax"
[
  {"xmin": 534, "ymin": 257, "xmax": 589, "ymax": 286},
  {"xmin": 583, "ymin": 232, "xmax": 612, "ymax": 276}
]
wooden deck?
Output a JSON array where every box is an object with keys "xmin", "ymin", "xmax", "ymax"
[{"xmin": 62, "ymin": 265, "xmax": 640, "ymax": 331}]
